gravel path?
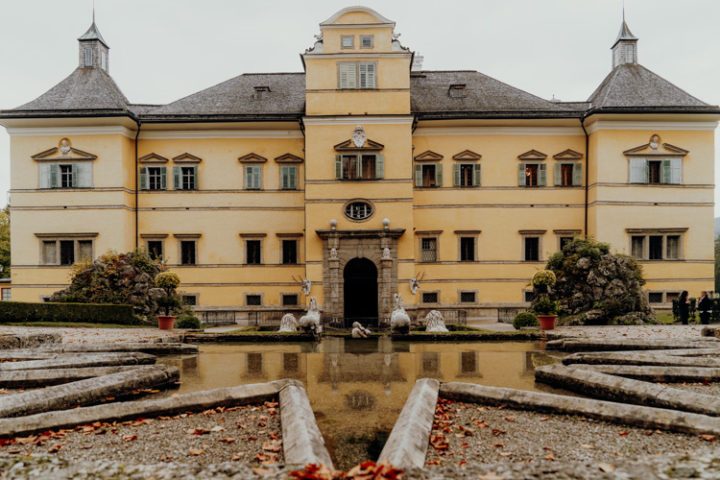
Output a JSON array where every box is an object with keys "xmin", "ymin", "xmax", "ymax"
[
  {"xmin": 551, "ymin": 325, "xmax": 707, "ymax": 341},
  {"xmin": 0, "ymin": 403, "xmax": 282, "ymax": 468},
  {"xmin": 0, "ymin": 326, "xmax": 181, "ymax": 345},
  {"xmin": 425, "ymin": 399, "xmax": 717, "ymax": 469},
  {"xmin": 663, "ymin": 382, "xmax": 720, "ymax": 396}
]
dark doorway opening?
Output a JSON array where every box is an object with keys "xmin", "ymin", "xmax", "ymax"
[{"xmin": 343, "ymin": 258, "xmax": 378, "ymax": 327}]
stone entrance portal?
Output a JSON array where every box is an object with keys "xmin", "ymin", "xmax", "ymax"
[
  {"xmin": 343, "ymin": 258, "xmax": 378, "ymax": 327},
  {"xmin": 317, "ymin": 227, "xmax": 404, "ymax": 325}
]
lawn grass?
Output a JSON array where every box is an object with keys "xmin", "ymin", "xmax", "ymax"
[
  {"xmin": 0, "ymin": 322, "xmax": 151, "ymax": 329},
  {"xmin": 655, "ymin": 312, "xmax": 675, "ymax": 325}
]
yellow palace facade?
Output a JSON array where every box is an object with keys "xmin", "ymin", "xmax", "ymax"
[{"xmin": 1, "ymin": 7, "xmax": 718, "ymax": 325}]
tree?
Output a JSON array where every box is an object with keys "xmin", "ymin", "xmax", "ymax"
[
  {"xmin": 50, "ymin": 250, "xmax": 167, "ymax": 319},
  {"xmin": 0, "ymin": 207, "xmax": 9, "ymax": 278},
  {"xmin": 545, "ymin": 238, "xmax": 654, "ymax": 325}
]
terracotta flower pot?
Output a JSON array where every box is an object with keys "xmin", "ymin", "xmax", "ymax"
[
  {"xmin": 157, "ymin": 315, "xmax": 176, "ymax": 330},
  {"xmin": 537, "ymin": 314, "xmax": 557, "ymax": 331}
]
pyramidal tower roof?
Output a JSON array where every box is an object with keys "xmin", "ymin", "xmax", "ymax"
[{"xmin": 78, "ymin": 21, "xmax": 109, "ymax": 48}]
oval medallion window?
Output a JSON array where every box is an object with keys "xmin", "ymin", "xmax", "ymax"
[{"xmin": 345, "ymin": 201, "xmax": 373, "ymax": 221}]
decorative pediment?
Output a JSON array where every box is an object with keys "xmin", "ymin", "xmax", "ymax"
[
  {"xmin": 238, "ymin": 153, "xmax": 268, "ymax": 163},
  {"xmin": 333, "ymin": 138, "xmax": 384, "ymax": 152},
  {"xmin": 31, "ymin": 138, "xmax": 97, "ymax": 162},
  {"xmin": 517, "ymin": 150, "xmax": 547, "ymax": 161},
  {"xmin": 413, "ymin": 150, "xmax": 444, "ymax": 162},
  {"xmin": 623, "ymin": 134, "xmax": 689, "ymax": 157},
  {"xmin": 274, "ymin": 153, "xmax": 304, "ymax": 164},
  {"xmin": 139, "ymin": 153, "xmax": 169, "ymax": 164},
  {"xmin": 452, "ymin": 150, "xmax": 482, "ymax": 161},
  {"xmin": 172, "ymin": 152, "xmax": 202, "ymax": 164},
  {"xmin": 553, "ymin": 149, "xmax": 584, "ymax": 161}
]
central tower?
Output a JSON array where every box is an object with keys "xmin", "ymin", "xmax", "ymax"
[{"xmin": 301, "ymin": 7, "xmax": 414, "ymax": 323}]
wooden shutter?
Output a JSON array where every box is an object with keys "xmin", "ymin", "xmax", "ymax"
[
  {"xmin": 435, "ymin": 163, "xmax": 443, "ymax": 187},
  {"xmin": 629, "ymin": 158, "xmax": 648, "ymax": 183},
  {"xmin": 71, "ymin": 164, "xmax": 79, "ymax": 188},
  {"xmin": 453, "ymin": 164, "xmax": 461, "ymax": 186},
  {"xmin": 77, "ymin": 163, "xmax": 92, "ymax": 188},
  {"xmin": 670, "ymin": 158, "xmax": 682, "ymax": 184},
  {"xmin": 192, "ymin": 166, "xmax": 198, "ymax": 189},
  {"xmin": 518, "ymin": 164, "xmax": 526, "ymax": 186},
  {"xmin": 553, "ymin": 164, "xmax": 562, "ymax": 186},
  {"xmin": 289, "ymin": 166, "xmax": 297, "ymax": 189},
  {"xmin": 538, "ymin": 164, "xmax": 547, "ymax": 186},
  {"xmin": 173, "ymin": 166, "xmax": 181, "ymax": 190},
  {"xmin": 139, "ymin": 167, "xmax": 148, "ymax": 190},
  {"xmin": 359, "ymin": 62, "xmax": 376, "ymax": 88},
  {"xmin": 375, "ymin": 154, "xmax": 384, "ymax": 179},
  {"xmin": 661, "ymin": 159, "xmax": 672, "ymax": 184},
  {"xmin": 415, "ymin": 164, "xmax": 423, "ymax": 187},
  {"xmin": 473, "ymin": 164, "xmax": 481, "ymax": 187},
  {"xmin": 256, "ymin": 166, "xmax": 263, "ymax": 189},
  {"xmin": 159, "ymin": 167, "xmax": 167, "ymax": 190},
  {"xmin": 338, "ymin": 63, "xmax": 357, "ymax": 89},
  {"xmin": 335, "ymin": 155, "xmax": 343, "ymax": 179},
  {"xmin": 49, "ymin": 164, "xmax": 60, "ymax": 188},
  {"xmin": 39, "ymin": 164, "xmax": 51, "ymax": 188},
  {"xmin": 572, "ymin": 162, "xmax": 582, "ymax": 186}
]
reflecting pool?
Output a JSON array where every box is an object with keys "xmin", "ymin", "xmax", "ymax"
[{"xmin": 159, "ymin": 338, "xmax": 559, "ymax": 470}]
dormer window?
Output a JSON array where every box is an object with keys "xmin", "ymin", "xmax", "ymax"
[
  {"xmin": 360, "ymin": 35, "xmax": 374, "ymax": 48},
  {"xmin": 254, "ymin": 86, "xmax": 271, "ymax": 99},
  {"xmin": 448, "ymin": 84, "xmax": 467, "ymax": 98},
  {"xmin": 341, "ymin": 35, "xmax": 354, "ymax": 49}
]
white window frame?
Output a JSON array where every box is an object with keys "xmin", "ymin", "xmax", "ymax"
[
  {"xmin": 0, "ymin": 288, "xmax": 10, "ymax": 302},
  {"xmin": 518, "ymin": 162, "xmax": 547, "ymax": 187},
  {"xmin": 453, "ymin": 163, "xmax": 481, "ymax": 188},
  {"xmin": 360, "ymin": 35, "xmax": 374, "ymax": 48},
  {"xmin": 280, "ymin": 165, "xmax": 298, "ymax": 190},
  {"xmin": 40, "ymin": 238, "xmax": 95, "ymax": 266},
  {"xmin": 415, "ymin": 163, "xmax": 443, "ymax": 188},
  {"xmin": 338, "ymin": 62, "xmax": 377, "ymax": 89},
  {"xmin": 554, "ymin": 162, "xmax": 583, "ymax": 187},
  {"xmin": 628, "ymin": 157, "xmax": 682, "ymax": 185},
  {"xmin": 39, "ymin": 162, "xmax": 93, "ymax": 189},
  {"xmin": 173, "ymin": 166, "xmax": 198, "ymax": 191},
  {"xmin": 341, "ymin": 35, "xmax": 354, "ymax": 49},
  {"xmin": 244, "ymin": 165, "xmax": 263, "ymax": 190},
  {"xmin": 629, "ymin": 233, "xmax": 683, "ymax": 260}
]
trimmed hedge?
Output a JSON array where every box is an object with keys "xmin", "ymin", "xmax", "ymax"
[{"xmin": 0, "ymin": 301, "xmax": 139, "ymax": 325}]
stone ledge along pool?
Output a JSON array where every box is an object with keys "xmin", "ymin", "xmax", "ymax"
[{"xmin": 159, "ymin": 338, "xmax": 559, "ymax": 470}]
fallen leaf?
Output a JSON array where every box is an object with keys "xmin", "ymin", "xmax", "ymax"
[
  {"xmin": 188, "ymin": 448, "xmax": 205, "ymax": 456},
  {"xmin": 210, "ymin": 426, "xmax": 225, "ymax": 433},
  {"xmin": 219, "ymin": 437, "xmax": 236, "ymax": 444},
  {"xmin": 491, "ymin": 428, "xmax": 506, "ymax": 437},
  {"xmin": 598, "ymin": 463, "xmax": 616, "ymax": 473},
  {"xmin": 122, "ymin": 434, "xmax": 137, "ymax": 442},
  {"xmin": 618, "ymin": 431, "xmax": 629, "ymax": 437},
  {"xmin": 188, "ymin": 428, "xmax": 210, "ymax": 436},
  {"xmin": 48, "ymin": 444, "xmax": 63, "ymax": 454},
  {"xmin": 545, "ymin": 453, "xmax": 555, "ymax": 461},
  {"xmin": 262, "ymin": 440, "xmax": 282, "ymax": 452},
  {"xmin": 700, "ymin": 434, "xmax": 717, "ymax": 442}
]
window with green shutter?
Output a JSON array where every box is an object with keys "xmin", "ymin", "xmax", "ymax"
[
  {"xmin": 454, "ymin": 163, "xmax": 480, "ymax": 187},
  {"xmin": 173, "ymin": 166, "xmax": 197, "ymax": 190},
  {"xmin": 336, "ymin": 154, "xmax": 383, "ymax": 180},
  {"xmin": 416, "ymin": 163, "xmax": 442, "ymax": 188},
  {"xmin": 244, "ymin": 165, "xmax": 262, "ymax": 190},
  {"xmin": 280, "ymin": 165, "xmax": 298, "ymax": 190},
  {"xmin": 142, "ymin": 166, "xmax": 167, "ymax": 190},
  {"xmin": 520, "ymin": 163, "xmax": 545, "ymax": 187}
]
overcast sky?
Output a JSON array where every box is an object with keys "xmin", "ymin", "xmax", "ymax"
[{"xmin": 0, "ymin": 0, "xmax": 718, "ymax": 210}]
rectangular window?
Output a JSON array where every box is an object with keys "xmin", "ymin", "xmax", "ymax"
[
  {"xmin": 338, "ymin": 154, "xmax": 382, "ymax": 180},
  {"xmin": 629, "ymin": 158, "xmax": 682, "ymax": 184},
  {"xmin": 666, "ymin": 292, "xmax": 680, "ymax": 303},
  {"xmin": 147, "ymin": 240, "xmax": 163, "ymax": 260},
  {"xmin": 282, "ymin": 240, "xmax": 298, "ymax": 265},
  {"xmin": 59, "ymin": 240, "xmax": 75, "ymax": 265},
  {"xmin": 246, "ymin": 294, "xmax": 262, "ymax": 306},
  {"xmin": 140, "ymin": 166, "xmax": 167, "ymax": 191},
  {"xmin": 648, "ymin": 292, "xmax": 664, "ymax": 304},
  {"xmin": 282, "ymin": 294, "xmax": 299, "ymax": 306},
  {"xmin": 460, "ymin": 291, "xmax": 476, "ymax": 303},
  {"xmin": 83, "ymin": 47, "xmax": 93, "ymax": 66},
  {"xmin": 180, "ymin": 241, "xmax": 196, "ymax": 265},
  {"xmin": 0, "ymin": 289, "xmax": 10, "ymax": 302},
  {"xmin": 60, "ymin": 165, "xmax": 74, "ymax": 188},
  {"xmin": 246, "ymin": 240, "xmax": 262, "ymax": 265},
  {"xmin": 524, "ymin": 291, "xmax": 535, "ymax": 302},
  {"xmin": 415, "ymin": 163, "xmax": 442, "ymax": 188},
  {"xmin": 360, "ymin": 35, "xmax": 374, "ymax": 48},
  {"xmin": 280, "ymin": 165, "xmax": 298, "ymax": 190},
  {"xmin": 460, "ymin": 237, "xmax": 475, "ymax": 262},
  {"xmin": 244, "ymin": 165, "xmax": 262, "ymax": 190},
  {"xmin": 338, "ymin": 62, "xmax": 376, "ymax": 89},
  {"xmin": 42, "ymin": 240, "xmax": 57, "ymax": 264},
  {"xmin": 648, "ymin": 161, "xmax": 662, "ymax": 184},
  {"xmin": 422, "ymin": 292, "xmax": 438, "ymax": 304},
  {"xmin": 341, "ymin": 35, "xmax": 354, "ymax": 49},
  {"xmin": 181, "ymin": 294, "xmax": 198, "ymax": 306},
  {"xmin": 554, "ymin": 162, "xmax": 583, "ymax": 187},
  {"xmin": 631, "ymin": 236, "xmax": 645, "ymax": 258},
  {"xmin": 666, "ymin": 235, "xmax": 680, "ymax": 259},
  {"xmin": 173, "ymin": 166, "xmax": 197, "ymax": 190},
  {"xmin": 648, "ymin": 235, "xmax": 663, "ymax": 260},
  {"xmin": 455, "ymin": 163, "xmax": 480, "ymax": 187},
  {"xmin": 559, "ymin": 236, "xmax": 574, "ymax": 250},
  {"xmin": 77, "ymin": 240, "xmax": 93, "ymax": 262},
  {"xmin": 421, "ymin": 238, "xmax": 438, "ymax": 262},
  {"xmin": 519, "ymin": 163, "xmax": 546, "ymax": 187},
  {"xmin": 524, "ymin": 237, "xmax": 540, "ymax": 262}
]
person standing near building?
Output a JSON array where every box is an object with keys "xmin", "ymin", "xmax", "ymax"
[
  {"xmin": 678, "ymin": 291, "xmax": 690, "ymax": 325},
  {"xmin": 698, "ymin": 291, "xmax": 712, "ymax": 325}
]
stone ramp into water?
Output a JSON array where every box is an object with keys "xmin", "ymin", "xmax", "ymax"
[
  {"xmin": 0, "ymin": 352, "xmax": 156, "ymax": 371},
  {"xmin": 0, "ymin": 365, "xmax": 161, "ymax": 388}
]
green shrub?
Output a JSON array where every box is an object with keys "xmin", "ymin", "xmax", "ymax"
[
  {"xmin": 0, "ymin": 301, "xmax": 138, "ymax": 325},
  {"xmin": 532, "ymin": 295, "xmax": 558, "ymax": 315},
  {"xmin": 513, "ymin": 311, "xmax": 539, "ymax": 329},
  {"xmin": 176, "ymin": 313, "xmax": 201, "ymax": 329}
]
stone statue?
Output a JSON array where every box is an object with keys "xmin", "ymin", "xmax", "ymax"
[
  {"xmin": 278, "ymin": 313, "xmax": 298, "ymax": 333},
  {"xmin": 299, "ymin": 297, "xmax": 322, "ymax": 336},
  {"xmin": 382, "ymin": 247, "xmax": 391, "ymax": 260},
  {"xmin": 301, "ymin": 278, "xmax": 312, "ymax": 295},
  {"xmin": 351, "ymin": 321, "xmax": 371, "ymax": 338},
  {"xmin": 425, "ymin": 310, "xmax": 449, "ymax": 333},
  {"xmin": 390, "ymin": 293, "xmax": 410, "ymax": 334},
  {"xmin": 330, "ymin": 247, "xmax": 338, "ymax": 260},
  {"xmin": 409, "ymin": 272, "xmax": 424, "ymax": 295}
]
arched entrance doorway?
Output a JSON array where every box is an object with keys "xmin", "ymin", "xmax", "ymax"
[{"xmin": 343, "ymin": 258, "xmax": 378, "ymax": 327}]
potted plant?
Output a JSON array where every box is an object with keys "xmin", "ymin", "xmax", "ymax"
[
  {"xmin": 532, "ymin": 295, "xmax": 558, "ymax": 330},
  {"xmin": 155, "ymin": 272, "xmax": 181, "ymax": 330}
]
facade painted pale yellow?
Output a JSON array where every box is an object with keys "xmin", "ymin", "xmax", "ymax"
[{"xmin": 1, "ymin": 6, "xmax": 718, "ymax": 323}]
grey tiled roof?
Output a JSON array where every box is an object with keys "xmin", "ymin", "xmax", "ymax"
[
  {"xmin": 588, "ymin": 64, "xmax": 715, "ymax": 112},
  {"xmin": 78, "ymin": 22, "xmax": 109, "ymax": 48},
  {"xmin": 143, "ymin": 73, "xmax": 306, "ymax": 120},
  {"xmin": 5, "ymin": 67, "xmax": 129, "ymax": 115},
  {"xmin": 410, "ymin": 71, "xmax": 580, "ymax": 118}
]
